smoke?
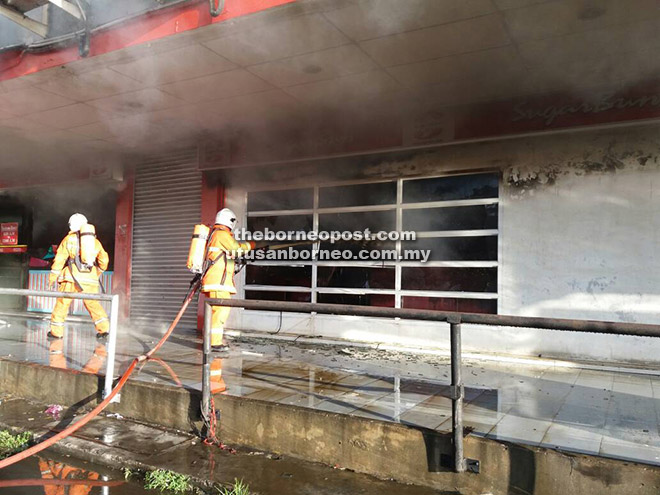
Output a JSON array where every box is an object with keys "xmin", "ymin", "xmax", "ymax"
[
  {"xmin": 1, "ymin": 182, "xmax": 118, "ymax": 263},
  {"xmin": 1, "ymin": 0, "xmax": 659, "ymax": 171}
]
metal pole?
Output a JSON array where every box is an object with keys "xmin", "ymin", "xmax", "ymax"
[
  {"xmin": 101, "ymin": 475, "xmax": 110, "ymax": 495},
  {"xmin": 394, "ymin": 374, "xmax": 401, "ymax": 420},
  {"xmin": 201, "ymin": 302, "xmax": 212, "ymax": 430},
  {"xmin": 104, "ymin": 294, "xmax": 120, "ymax": 402},
  {"xmin": 0, "ymin": 287, "xmax": 113, "ymax": 301},
  {"xmin": 209, "ymin": 298, "xmax": 660, "ymax": 338},
  {"xmin": 449, "ymin": 318, "xmax": 465, "ymax": 473},
  {"xmin": 308, "ymin": 369, "xmax": 315, "ymax": 408}
]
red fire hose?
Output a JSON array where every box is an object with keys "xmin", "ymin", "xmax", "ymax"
[
  {"xmin": 0, "ymin": 282, "xmax": 200, "ymax": 470},
  {"xmin": 0, "ymin": 479, "xmax": 125, "ymax": 488}
]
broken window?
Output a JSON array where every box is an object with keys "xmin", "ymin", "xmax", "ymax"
[
  {"xmin": 245, "ymin": 290, "xmax": 311, "ymax": 302},
  {"xmin": 403, "ymin": 236, "xmax": 497, "ymax": 261},
  {"xmin": 248, "ymin": 188, "xmax": 313, "ymax": 211},
  {"xmin": 401, "ymin": 267, "xmax": 497, "ymax": 292},
  {"xmin": 319, "ymin": 181, "xmax": 396, "ymax": 208},
  {"xmin": 246, "ymin": 265, "xmax": 312, "ymax": 287},
  {"xmin": 243, "ymin": 172, "xmax": 498, "ymax": 314},
  {"xmin": 247, "ymin": 214, "xmax": 312, "ymax": 233},
  {"xmin": 403, "ymin": 173, "xmax": 498, "ymax": 203},
  {"xmin": 319, "ymin": 210, "xmax": 396, "ymax": 233},
  {"xmin": 403, "ymin": 204, "xmax": 498, "ymax": 231},
  {"xmin": 403, "ymin": 296, "xmax": 496, "ymax": 314},
  {"xmin": 318, "ymin": 293, "xmax": 395, "ymax": 307},
  {"xmin": 317, "ymin": 266, "xmax": 395, "ymax": 289},
  {"xmin": 319, "ymin": 210, "xmax": 396, "ymax": 253}
]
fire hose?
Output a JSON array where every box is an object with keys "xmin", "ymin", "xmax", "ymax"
[
  {"xmin": 0, "ymin": 479, "xmax": 125, "ymax": 488},
  {"xmin": 0, "ymin": 240, "xmax": 310, "ymax": 470},
  {"xmin": 0, "ymin": 277, "xmax": 202, "ymax": 470}
]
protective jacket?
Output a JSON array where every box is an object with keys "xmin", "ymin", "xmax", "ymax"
[
  {"xmin": 39, "ymin": 458, "xmax": 99, "ymax": 495},
  {"xmin": 201, "ymin": 225, "xmax": 253, "ymax": 294},
  {"xmin": 49, "ymin": 231, "xmax": 109, "ymax": 288}
]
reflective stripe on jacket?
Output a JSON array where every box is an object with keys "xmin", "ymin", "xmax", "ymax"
[{"xmin": 201, "ymin": 225, "xmax": 252, "ymax": 294}]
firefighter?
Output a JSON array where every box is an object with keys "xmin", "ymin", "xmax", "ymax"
[
  {"xmin": 48, "ymin": 213, "xmax": 110, "ymax": 339},
  {"xmin": 210, "ymin": 357, "xmax": 226, "ymax": 393},
  {"xmin": 47, "ymin": 337, "xmax": 105, "ymax": 374},
  {"xmin": 47, "ymin": 338, "xmax": 67, "ymax": 370},
  {"xmin": 202, "ymin": 208, "xmax": 254, "ymax": 351},
  {"xmin": 81, "ymin": 343, "xmax": 107, "ymax": 374},
  {"xmin": 38, "ymin": 457, "xmax": 99, "ymax": 495}
]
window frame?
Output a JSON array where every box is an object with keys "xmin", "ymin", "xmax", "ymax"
[{"xmin": 241, "ymin": 172, "xmax": 500, "ymax": 310}]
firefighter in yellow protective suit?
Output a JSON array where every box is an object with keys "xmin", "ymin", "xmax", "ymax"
[
  {"xmin": 48, "ymin": 213, "xmax": 110, "ymax": 339},
  {"xmin": 210, "ymin": 358, "xmax": 226, "ymax": 393},
  {"xmin": 47, "ymin": 338, "xmax": 106, "ymax": 373},
  {"xmin": 202, "ymin": 208, "xmax": 254, "ymax": 351},
  {"xmin": 47, "ymin": 327, "xmax": 106, "ymax": 373},
  {"xmin": 38, "ymin": 457, "xmax": 99, "ymax": 495}
]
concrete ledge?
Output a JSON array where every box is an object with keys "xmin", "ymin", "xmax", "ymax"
[
  {"xmin": 0, "ymin": 358, "xmax": 202, "ymax": 433},
  {"xmin": 215, "ymin": 394, "xmax": 660, "ymax": 494},
  {"xmin": 2, "ymin": 357, "xmax": 659, "ymax": 494}
]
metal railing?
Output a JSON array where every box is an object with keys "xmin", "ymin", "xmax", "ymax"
[
  {"xmin": 203, "ymin": 298, "xmax": 660, "ymax": 474},
  {"xmin": 0, "ymin": 288, "xmax": 120, "ymax": 402}
]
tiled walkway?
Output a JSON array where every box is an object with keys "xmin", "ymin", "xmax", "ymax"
[{"xmin": 1, "ymin": 314, "xmax": 659, "ymax": 465}]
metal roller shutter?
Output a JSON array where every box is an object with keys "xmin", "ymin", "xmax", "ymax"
[{"xmin": 130, "ymin": 149, "xmax": 201, "ymax": 329}]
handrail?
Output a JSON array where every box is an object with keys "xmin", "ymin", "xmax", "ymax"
[
  {"xmin": 0, "ymin": 287, "xmax": 120, "ymax": 402},
  {"xmin": 203, "ymin": 298, "xmax": 660, "ymax": 475},
  {"xmin": 0, "ymin": 287, "xmax": 114, "ymax": 302},
  {"xmin": 208, "ymin": 298, "xmax": 660, "ymax": 338}
]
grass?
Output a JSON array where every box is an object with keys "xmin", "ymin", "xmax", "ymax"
[
  {"xmin": 0, "ymin": 430, "xmax": 31, "ymax": 459},
  {"xmin": 123, "ymin": 467, "xmax": 251, "ymax": 495},
  {"xmin": 143, "ymin": 469, "xmax": 192, "ymax": 494},
  {"xmin": 216, "ymin": 479, "xmax": 251, "ymax": 495}
]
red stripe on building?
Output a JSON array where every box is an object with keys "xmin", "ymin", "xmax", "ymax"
[
  {"xmin": 0, "ymin": 0, "xmax": 297, "ymax": 82},
  {"xmin": 197, "ymin": 171, "xmax": 224, "ymax": 330},
  {"xmin": 113, "ymin": 168, "xmax": 135, "ymax": 320}
]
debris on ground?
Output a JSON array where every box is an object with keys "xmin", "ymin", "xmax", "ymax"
[
  {"xmin": 237, "ymin": 336, "xmax": 449, "ymax": 362},
  {"xmin": 44, "ymin": 404, "xmax": 64, "ymax": 420}
]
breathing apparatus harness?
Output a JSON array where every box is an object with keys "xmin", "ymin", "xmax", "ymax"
[
  {"xmin": 65, "ymin": 225, "xmax": 106, "ymax": 293},
  {"xmin": 185, "ymin": 224, "xmax": 261, "ymax": 299},
  {"xmin": 185, "ymin": 224, "xmax": 222, "ymax": 300}
]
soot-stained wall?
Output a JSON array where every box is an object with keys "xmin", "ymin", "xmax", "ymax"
[{"xmin": 222, "ymin": 124, "xmax": 660, "ymax": 364}]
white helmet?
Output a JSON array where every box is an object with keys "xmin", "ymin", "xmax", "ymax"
[
  {"xmin": 215, "ymin": 208, "xmax": 237, "ymax": 231},
  {"xmin": 68, "ymin": 213, "xmax": 88, "ymax": 233}
]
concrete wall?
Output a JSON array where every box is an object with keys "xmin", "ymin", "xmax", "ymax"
[
  {"xmin": 499, "ymin": 145, "xmax": 660, "ymax": 363},
  {"xmin": 3, "ymin": 357, "xmax": 659, "ymax": 495},
  {"xmin": 222, "ymin": 123, "xmax": 660, "ymax": 365}
]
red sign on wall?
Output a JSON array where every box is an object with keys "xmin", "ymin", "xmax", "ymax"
[{"xmin": 1, "ymin": 222, "xmax": 18, "ymax": 245}]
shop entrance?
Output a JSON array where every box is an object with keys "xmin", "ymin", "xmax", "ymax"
[{"xmin": 0, "ymin": 182, "xmax": 117, "ymax": 315}]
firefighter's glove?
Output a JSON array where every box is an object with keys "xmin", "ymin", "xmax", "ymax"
[{"xmin": 189, "ymin": 273, "xmax": 201, "ymax": 287}]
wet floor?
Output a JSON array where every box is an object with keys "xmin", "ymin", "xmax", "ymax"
[
  {"xmin": 0, "ymin": 454, "xmax": 147, "ymax": 494},
  {"xmin": 1, "ymin": 314, "xmax": 660, "ymax": 465},
  {"xmin": 0, "ymin": 395, "xmax": 451, "ymax": 495}
]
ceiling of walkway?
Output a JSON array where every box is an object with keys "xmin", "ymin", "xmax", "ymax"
[{"xmin": 1, "ymin": 0, "xmax": 659, "ymax": 177}]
